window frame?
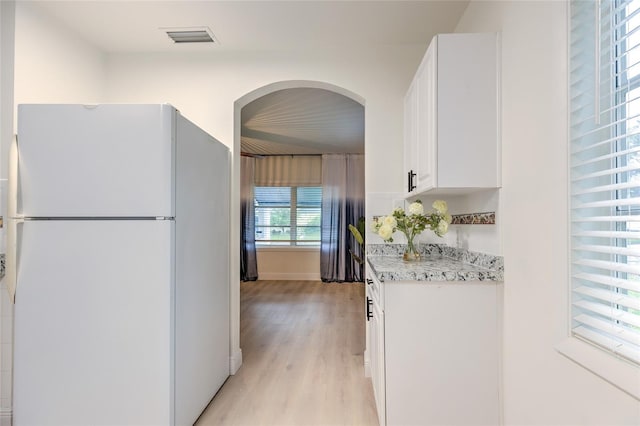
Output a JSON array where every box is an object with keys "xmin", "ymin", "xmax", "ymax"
[
  {"xmin": 558, "ymin": 0, "xmax": 640, "ymax": 400},
  {"xmin": 254, "ymin": 186, "xmax": 322, "ymax": 247}
]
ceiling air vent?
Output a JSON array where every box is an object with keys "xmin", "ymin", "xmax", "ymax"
[{"xmin": 163, "ymin": 27, "xmax": 217, "ymax": 44}]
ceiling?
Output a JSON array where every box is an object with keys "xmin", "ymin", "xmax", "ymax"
[
  {"xmin": 23, "ymin": 0, "xmax": 470, "ymax": 155},
  {"xmin": 241, "ymin": 88, "xmax": 364, "ymax": 155},
  {"xmin": 25, "ymin": 1, "xmax": 470, "ymax": 53}
]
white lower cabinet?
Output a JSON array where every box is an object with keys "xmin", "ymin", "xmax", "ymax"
[
  {"xmin": 366, "ymin": 274, "xmax": 386, "ymax": 424},
  {"xmin": 370, "ymin": 296, "xmax": 385, "ymax": 423},
  {"xmin": 367, "ymin": 273, "xmax": 502, "ymax": 426}
]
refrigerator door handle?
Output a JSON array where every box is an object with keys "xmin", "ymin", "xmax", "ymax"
[
  {"xmin": 6, "ymin": 135, "xmax": 21, "ymax": 303},
  {"xmin": 6, "ymin": 217, "xmax": 23, "ymax": 303}
]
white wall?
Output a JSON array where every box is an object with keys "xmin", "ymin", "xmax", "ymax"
[
  {"xmin": 456, "ymin": 1, "xmax": 640, "ymax": 424},
  {"xmin": 0, "ymin": 3, "xmax": 14, "ymax": 422},
  {"xmin": 13, "ymin": 2, "xmax": 106, "ymax": 107},
  {"xmin": 103, "ymin": 48, "xmax": 419, "ymax": 193},
  {"xmin": 1, "ymin": 3, "xmax": 108, "ymax": 421},
  {"xmin": 9, "ymin": 2, "xmax": 638, "ymax": 424},
  {"xmin": 1, "ymin": 1, "xmax": 14, "ymax": 184},
  {"xmin": 256, "ymin": 248, "xmax": 320, "ymax": 281},
  {"xmin": 103, "ymin": 46, "xmax": 424, "ymax": 370},
  {"xmin": 8, "ymin": 2, "xmax": 425, "ymax": 388}
]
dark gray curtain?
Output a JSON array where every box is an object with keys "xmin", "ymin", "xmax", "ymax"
[
  {"xmin": 240, "ymin": 156, "xmax": 258, "ymax": 281},
  {"xmin": 320, "ymin": 154, "xmax": 365, "ymax": 282}
]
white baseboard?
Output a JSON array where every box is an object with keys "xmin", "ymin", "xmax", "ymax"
[
  {"xmin": 258, "ymin": 272, "xmax": 321, "ymax": 281},
  {"xmin": 0, "ymin": 409, "xmax": 11, "ymax": 426},
  {"xmin": 229, "ymin": 348, "xmax": 243, "ymax": 375}
]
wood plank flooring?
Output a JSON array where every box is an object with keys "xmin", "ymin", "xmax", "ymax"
[{"xmin": 196, "ymin": 280, "xmax": 379, "ymax": 426}]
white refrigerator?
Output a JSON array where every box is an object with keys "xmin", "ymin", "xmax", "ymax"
[{"xmin": 9, "ymin": 104, "xmax": 230, "ymax": 426}]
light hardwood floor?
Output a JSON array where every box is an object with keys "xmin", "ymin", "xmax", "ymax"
[{"xmin": 196, "ymin": 280, "xmax": 379, "ymax": 426}]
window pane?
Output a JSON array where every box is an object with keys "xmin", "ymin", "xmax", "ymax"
[
  {"xmin": 263, "ymin": 207, "xmax": 290, "ymax": 226},
  {"xmin": 625, "ymin": 0, "xmax": 640, "ymax": 80},
  {"xmin": 296, "ymin": 208, "xmax": 321, "ymax": 225},
  {"xmin": 622, "ymin": 87, "xmax": 640, "ymax": 201},
  {"xmin": 297, "ymin": 208, "xmax": 320, "ymax": 238},
  {"xmin": 297, "ymin": 187, "xmax": 322, "ymax": 206},
  {"xmin": 255, "ymin": 187, "xmax": 290, "ymax": 206},
  {"xmin": 296, "ymin": 187, "xmax": 321, "ymax": 243},
  {"xmin": 255, "ymin": 226, "xmax": 291, "ymax": 242}
]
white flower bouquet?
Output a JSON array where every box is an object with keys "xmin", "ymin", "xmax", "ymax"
[{"xmin": 372, "ymin": 200, "xmax": 452, "ymax": 260}]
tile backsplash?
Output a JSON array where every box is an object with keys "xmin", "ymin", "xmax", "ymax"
[{"xmin": 451, "ymin": 212, "xmax": 495, "ymax": 225}]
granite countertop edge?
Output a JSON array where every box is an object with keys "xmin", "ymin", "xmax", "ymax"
[{"xmin": 367, "ymin": 244, "xmax": 503, "ymax": 283}]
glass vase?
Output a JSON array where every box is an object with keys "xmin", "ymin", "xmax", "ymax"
[{"xmin": 403, "ymin": 236, "xmax": 420, "ymax": 261}]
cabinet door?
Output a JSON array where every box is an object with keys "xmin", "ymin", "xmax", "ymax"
[
  {"xmin": 437, "ymin": 33, "xmax": 498, "ymax": 188},
  {"xmin": 416, "ymin": 40, "xmax": 437, "ymax": 191},
  {"xmin": 369, "ymin": 307, "xmax": 379, "ymax": 414},
  {"xmin": 370, "ymin": 300, "xmax": 386, "ymax": 425},
  {"xmin": 404, "ymin": 78, "xmax": 418, "ymax": 195},
  {"xmin": 404, "ymin": 33, "xmax": 499, "ymax": 196},
  {"xmin": 365, "ymin": 281, "xmax": 373, "ymax": 378},
  {"xmin": 385, "ymin": 283, "xmax": 500, "ymax": 426}
]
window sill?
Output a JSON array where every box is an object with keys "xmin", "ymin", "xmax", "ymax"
[
  {"xmin": 555, "ymin": 337, "xmax": 640, "ymax": 401},
  {"xmin": 256, "ymin": 246, "xmax": 320, "ymax": 253}
]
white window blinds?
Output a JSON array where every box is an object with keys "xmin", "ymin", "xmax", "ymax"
[{"xmin": 570, "ymin": 0, "xmax": 640, "ymax": 365}]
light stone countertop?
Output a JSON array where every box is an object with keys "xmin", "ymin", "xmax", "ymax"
[{"xmin": 367, "ymin": 244, "xmax": 503, "ymax": 283}]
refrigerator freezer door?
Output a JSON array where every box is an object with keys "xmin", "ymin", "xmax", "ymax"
[
  {"xmin": 17, "ymin": 104, "xmax": 175, "ymax": 218},
  {"xmin": 13, "ymin": 220, "xmax": 175, "ymax": 426}
]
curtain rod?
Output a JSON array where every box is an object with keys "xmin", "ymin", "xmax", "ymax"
[{"xmin": 240, "ymin": 152, "xmax": 264, "ymax": 158}]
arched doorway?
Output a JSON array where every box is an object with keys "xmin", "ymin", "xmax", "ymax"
[{"xmin": 230, "ymin": 81, "xmax": 365, "ymax": 373}]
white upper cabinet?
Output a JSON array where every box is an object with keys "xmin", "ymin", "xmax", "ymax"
[{"xmin": 404, "ymin": 33, "xmax": 500, "ymax": 196}]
